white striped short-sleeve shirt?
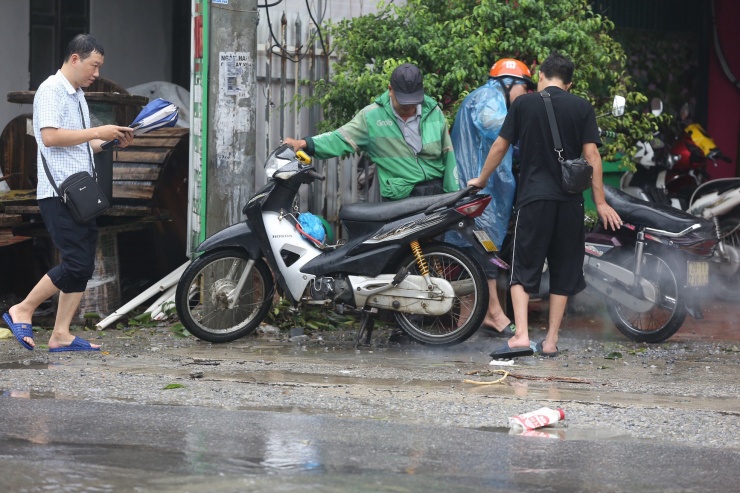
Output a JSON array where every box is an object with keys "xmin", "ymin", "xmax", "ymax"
[{"xmin": 34, "ymin": 71, "xmax": 94, "ymax": 199}]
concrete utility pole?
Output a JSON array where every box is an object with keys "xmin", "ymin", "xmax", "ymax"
[{"xmin": 206, "ymin": 0, "xmax": 259, "ymax": 234}]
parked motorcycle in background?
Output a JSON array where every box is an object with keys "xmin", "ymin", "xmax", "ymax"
[
  {"xmin": 584, "ymin": 186, "xmax": 718, "ymax": 342},
  {"xmin": 622, "ymin": 98, "xmax": 732, "ymax": 209},
  {"xmin": 621, "ymin": 98, "xmax": 738, "ymax": 301},
  {"xmin": 687, "ymin": 178, "xmax": 740, "ymax": 300}
]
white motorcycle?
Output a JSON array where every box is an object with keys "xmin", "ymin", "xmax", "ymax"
[{"xmin": 687, "ymin": 178, "xmax": 740, "ymax": 300}]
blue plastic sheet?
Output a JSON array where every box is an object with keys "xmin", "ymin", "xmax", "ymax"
[
  {"xmin": 449, "ymin": 78, "xmax": 516, "ymax": 249},
  {"xmin": 298, "ymin": 212, "xmax": 326, "ymax": 243}
]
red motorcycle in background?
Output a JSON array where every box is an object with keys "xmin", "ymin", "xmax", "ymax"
[{"xmin": 622, "ymin": 99, "xmax": 732, "ymax": 210}]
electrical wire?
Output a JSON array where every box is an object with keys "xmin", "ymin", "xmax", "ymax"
[
  {"xmin": 305, "ymin": 0, "xmax": 331, "ymax": 56},
  {"xmin": 260, "ymin": 0, "xmax": 332, "ymax": 62}
]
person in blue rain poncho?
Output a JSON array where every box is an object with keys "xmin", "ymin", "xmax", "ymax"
[{"xmin": 451, "ymin": 58, "xmax": 535, "ymax": 337}]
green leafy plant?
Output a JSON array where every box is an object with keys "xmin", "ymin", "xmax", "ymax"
[
  {"xmin": 298, "ymin": 0, "xmax": 662, "ymax": 170},
  {"xmin": 266, "ymin": 296, "xmax": 357, "ymax": 331}
]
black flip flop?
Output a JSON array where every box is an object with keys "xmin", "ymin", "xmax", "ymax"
[
  {"xmin": 535, "ymin": 340, "xmax": 559, "ymax": 357},
  {"xmin": 489, "ymin": 342, "xmax": 534, "ymax": 360},
  {"xmin": 479, "ymin": 323, "xmax": 516, "ymax": 338}
]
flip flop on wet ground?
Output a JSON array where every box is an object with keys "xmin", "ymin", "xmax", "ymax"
[
  {"xmin": 479, "ymin": 323, "xmax": 516, "ymax": 338},
  {"xmin": 49, "ymin": 336, "xmax": 100, "ymax": 353},
  {"xmin": 488, "ymin": 341, "xmax": 534, "ymax": 360},
  {"xmin": 2, "ymin": 312, "xmax": 34, "ymax": 350},
  {"xmin": 535, "ymin": 340, "xmax": 559, "ymax": 357}
]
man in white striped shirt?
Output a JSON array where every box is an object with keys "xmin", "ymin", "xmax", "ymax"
[{"xmin": 2, "ymin": 34, "xmax": 134, "ymax": 352}]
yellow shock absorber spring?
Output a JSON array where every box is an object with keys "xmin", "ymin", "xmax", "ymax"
[{"xmin": 410, "ymin": 240, "xmax": 429, "ymax": 276}]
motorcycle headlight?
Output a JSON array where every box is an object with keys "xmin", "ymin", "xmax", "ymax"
[
  {"xmin": 264, "ymin": 154, "xmax": 282, "ymax": 179},
  {"xmin": 666, "ymin": 154, "xmax": 680, "ymax": 170},
  {"xmin": 264, "ymin": 145, "xmax": 296, "ymax": 179}
]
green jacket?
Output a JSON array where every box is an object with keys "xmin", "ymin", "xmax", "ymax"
[{"xmin": 305, "ymin": 91, "xmax": 459, "ymax": 200}]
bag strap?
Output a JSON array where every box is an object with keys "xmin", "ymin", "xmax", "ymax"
[
  {"xmin": 39, "ymin": 100, "xmax": 96, "ymax": 199},
  {"xmin": 78, "ymin": 102, "xmax": 97, "ymax": 179},
  {"xmin": 540, "ymin": 91, "xmax": 565, "ymax": 162}
]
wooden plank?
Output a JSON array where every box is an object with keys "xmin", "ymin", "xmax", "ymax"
[
  {"xmin": 113, "ymin": 150, "xmax": 170, "ymax": 164},
  {"xmin": 0, "ymin": 190, "xmax": 37, "ymax": 204},
  {"xmin": 0, "ymin": 213, "xmax": 22, "ymax": 227},
  {"xmin": 7, "ymin": 91, "xmax": 148, "ymax": 106},
  {"xmin": 5, "ymin": 204, "xmax": 154, "ymax": 217},
  {"xmin": 128, "ymin": 136, "xmax": 185, "ymax": 147},
  {"xmin": 112, "ymin": 165, "xmax": 160, "ymax": 181},
  {"xmin": 113, "ymin": 184, "xmax": 156, "ymax": 200},
  {"xmin": 147, "ymin": 128, "xmax": 189, "ymax": 137},
  {"xmin": 0, "ymin": 228, "xmax": 31, "ymax": 248}
]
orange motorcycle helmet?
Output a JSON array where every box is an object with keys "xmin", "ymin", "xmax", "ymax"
[{"xmin": 489, "ymin": 58, "xmax": 536, "ymax": 90}]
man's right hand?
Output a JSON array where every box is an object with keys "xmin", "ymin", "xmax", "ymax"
[
  {"xmin": 97, "ymin": 125, "xmax": 134, "ymax": 145},
  {"xmin": 467, "ymin": 177, "xmax": 487, "ymax": 189},
  {"xmin": 282, "ymin": 137, "xmax": 305, "ymax": 151}
]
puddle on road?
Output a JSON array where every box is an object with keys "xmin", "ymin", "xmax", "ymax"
[
  {"xmin": 1, "ymin": 388, "xmax": 56, "ymax": 399},
  {"xmin": 477, "ymin": 425, "xmax": 635, "ymax": 442}
]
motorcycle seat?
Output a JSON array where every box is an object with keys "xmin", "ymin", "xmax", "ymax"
[
  {"xmin": 605, "ymin": 185, "xmax": 714, "ymax": 236},
  {"xmin": 339, "ymin": 192, "xmax": 460, "ymax": 222}
]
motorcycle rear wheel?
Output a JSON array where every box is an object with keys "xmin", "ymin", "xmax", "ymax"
[
  {"xmin": 606, "ymin": 251, "xmax": 686, "ymax": 343},
  {"xmin": 710, "ymin": 215, "xmax": 740, "ymax": 301},
  {"xmin": 393, "ymin": 243, "xmax": 488, "ymax": 346},
  {"xmin": 176, "ymin": 249, "xmax": 274, "ymax": 343}
]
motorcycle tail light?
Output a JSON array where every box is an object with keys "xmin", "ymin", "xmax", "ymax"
[
  {"xmin": 455, "ymin": 196, "xmax": 492, "ymax": 218},
  {"xmin": 671, "ymin": 234, "xmax": 718, "ymax": 257}
]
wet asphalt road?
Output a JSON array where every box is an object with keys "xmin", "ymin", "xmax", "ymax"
[
  {"xmin": 1, "ymin": 397, "xmax": 739, "ymax": 493},
  {"xmin": 0, "ymin": 294, "xmax": 738, "ymax": 492}
]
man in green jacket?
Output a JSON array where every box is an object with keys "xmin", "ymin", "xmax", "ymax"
[{"xmin": 284, "ymin": 63, "xmax": 458, "ymax": 200}]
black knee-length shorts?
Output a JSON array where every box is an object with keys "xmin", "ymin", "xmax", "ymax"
[{"xmin": 509, "ymin": 200, "xmax": 587, "ymax": 296}]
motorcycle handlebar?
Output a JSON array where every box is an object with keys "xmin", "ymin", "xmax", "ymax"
[
  {"xmin": 599, "ymin": 129, "xmax": 618, "ymax": 139},
  {"xmin": 308, "ymin": 170, "xmax": 326, "ymax": 181}
]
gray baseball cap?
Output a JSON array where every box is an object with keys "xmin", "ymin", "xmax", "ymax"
[{"xmin": 390, "ymin": 63, "xmax": 424, "ymax": 105}]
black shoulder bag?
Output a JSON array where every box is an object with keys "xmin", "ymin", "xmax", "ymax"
[
  {"xmin": 541, "ymin": 91, "xmax": 593, "ymax": 194},
  {"xmin": 40, "ymin": 102, "xmax": 110, "ymax": 224}
]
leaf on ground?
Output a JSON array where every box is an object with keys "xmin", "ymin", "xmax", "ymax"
[
  {"xmin": 163, "ymin": 383, "xmax": 186, "ymax": 390},
  {"xmin": 604, "ymin": 351, "xmax": 623, "ymax": 360},
  {"xmin": 169, "ymin": 322, "xmax": 191, "ymax": 338}
]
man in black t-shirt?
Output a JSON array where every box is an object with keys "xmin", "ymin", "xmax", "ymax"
[{"xmin": 469, "ymin": 52, "xmax": 622, "ymax": 360}]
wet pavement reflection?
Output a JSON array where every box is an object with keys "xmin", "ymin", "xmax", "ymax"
[{"xmin": 1, "ymin": 397, "xmax": 738, "ymax": 493}]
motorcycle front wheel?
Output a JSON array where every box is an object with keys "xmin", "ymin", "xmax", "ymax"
[
  {"xmin": 606, "ymin": 251, "xmax": 686, "ymax": 343},
  {"xmin": 175, "ymin": 249, "xmax": 275, "ymax": 343},
  {"xmin": 393, "ymin": 243, "xmax": 488, "ymax": 346}
]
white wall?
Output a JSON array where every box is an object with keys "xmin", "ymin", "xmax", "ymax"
[
  {"xmin": 0, "ymin": 0, "xmax": 31, "ymax": 129},
  {"xmin": 89, "ymin": 0, "xmax": 174, "ymax": 88},
  {"xmin": 0, "ymin": 0, "xmax": 174, "ymax": 135}
]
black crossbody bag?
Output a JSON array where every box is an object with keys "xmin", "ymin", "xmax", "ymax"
[
  {"xmin": 541, "ymin": 91, "xmax": 593, "ymax": 194},
  {"xmin": 40, "ymin": 102, "xmax": 110, "ymax": 224}
]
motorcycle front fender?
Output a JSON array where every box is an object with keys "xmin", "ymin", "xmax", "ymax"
[{"xmin": 194, "ymin": 221, "xmax": 262, "ymax": 259}]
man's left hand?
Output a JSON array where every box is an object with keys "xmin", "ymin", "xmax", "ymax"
[{"xmin": 597, "ymin": 203, "xmax": 622, "ymax": 231}]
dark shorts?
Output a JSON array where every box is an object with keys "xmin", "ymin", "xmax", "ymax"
[
  {"xmin": 39, "ymin": 197, "xmax": 98, "ymax": 293},
  {"xmin": 509, "ymin": 200, "xmax": 586, "ymax": 296}
]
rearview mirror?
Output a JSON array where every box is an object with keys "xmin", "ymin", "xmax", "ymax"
[
  {"xmin": 612, "ymin": 95, "xmax": 626, "ymax": 117},
  {"xmin": 650, "ymin": 97, "xmax": 663, "ymax": 116}
]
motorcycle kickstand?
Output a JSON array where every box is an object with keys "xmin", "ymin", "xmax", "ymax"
[{"xmin": 354, "ymin": 309, "xmax": 377, "ymax": 350}]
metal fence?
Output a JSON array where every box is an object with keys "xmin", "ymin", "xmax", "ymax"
[{"xmin": 255, "ymin": 10, "xmax": 375, "ymax": 237}]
